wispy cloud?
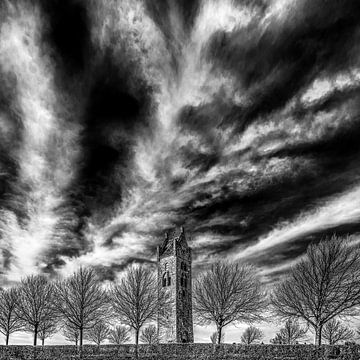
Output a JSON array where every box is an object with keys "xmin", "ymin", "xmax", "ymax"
[
  {"xmin": 0, "ymin": 2, "xmax": 81, "ymax": 281},
  {"xmin": 0, "ymin": 0, "xmax": 360, "ymax": 287}
]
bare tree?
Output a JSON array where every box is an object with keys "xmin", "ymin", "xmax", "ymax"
[
  {"xmin": 55, "ymin": 267, "xmax": 109, "ymax": 348},
  {"xmin": 16, "ymin": 275, "xmax": 56, "ymax": 346},
  {"xmin": 0, "ymin": 288, "xmax": 22, "ymax": 345},
  {"xmin": 108, "ymin": 325, "xmax": 130, "ymax": 345},
  {"xmin": 240, "ymin": 326, "xmax": 263, "ymax": 344},
  {"xmin": 322, "ymin": 319, "xmax": 354, "ymax": 345},
  {"xmin": 110, "ymin": 264, "xmax": 170, "ymax": 347},
  {"xmin": 210, "ymin": 331, "xmax": 224, "ymax": 344},
  {"xmin": 62, "ymin": 323, "xmax": 79, "ymax": 346},
  {"xmin": 270, "ymin": 333, "xmax": 284, "ymax": 344},
  {"xmin": 193, "ymin": 261, "xmax": 266, "ymax": 344},
  {"xmin": 272, "ymin": 319, "xmax": 308, "ymax": 344},
  {"xmin": 140, "ymin": 325, "xmax": 158, "ymax": 344},
  {"xmin": 85, "ymin": 321, "xmax": 110, "ymax": 346},
  {"xmin": 271, "ymin": 237, "xmax": 360, "ymax": 345},
  {"xmin": 38, "ymin": 319, "xmax": 58, "ymax": 346}
]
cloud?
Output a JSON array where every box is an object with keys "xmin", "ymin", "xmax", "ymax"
[
  {"xmin": 0, "ymin": 0, "xmax": 360, "ymax": 292},
  {"xmin": 234, "ymin": 184, "xmax": 360, "ymax": 269},
  {"xmin": 0, "ymin": 1, "xmax": 81, "ymax": 281}
]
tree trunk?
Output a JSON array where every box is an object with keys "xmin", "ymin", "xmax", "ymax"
[
  {"xmin": 217, "ymin": 325, "xmax": 223, "ymax": 345},
  {"xmin": 6, "ymin": 332, "xmax": 9, "ymax": 346},
  {"xmin": 135, "ymin": 328, "xmax": 140, "ymax": 358},
  {"xmin": 34, "ymin": 324, "xmax": 38, "ymax": 346},
  {"xmin": 79, "ymin": 327, "xmax": 83, "ymax": 359},
  {"xmin": 42, "ymin": 338, "xmax": 45, "ymax": 346},
  {"xmin": 80, "ymin": 327, "xmax": 83, "ymax": 347},
  {"xmin": 318, "ymin": 324, "xmax": 323, "ymax": 346},
  {"xmin": 314, "ymin": 325, "xmax": 323, "ymax": 346}
]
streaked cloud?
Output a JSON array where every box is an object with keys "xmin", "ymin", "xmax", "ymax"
[{"xmin": 0, "ymin": 0, "xmax": 360, "ymax": 291}]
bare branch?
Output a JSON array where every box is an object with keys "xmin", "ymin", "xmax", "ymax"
[
  {"xmin": 140, "ymin": 324, "xmax": 158, "ymax": 344},
  {"xmin": 38, "ymin": 319, "xmax": 58, "ymax": 346},
  {"xmin": 107, "ymin": 325, "xmax": 130, "ymax": 345},
  {"xmin": 62, "ymin": 323, "xmax": 80, "ymax": 346},
  {"xmin": 322, "ymin": 319, "xmax": 354, "ymax": 345},
  {"xmin": 16, "ymin": 275, "xmax": 56, "ymax": 346},
  {"xmin": 240, "ymin": 326, "xmax": 263, "ymax": 344},
  {"xmin": 193, "ymin": 261, "xmax": 267, "ymax": 344},
  {"xmin": 271, "ymin": 236, "xmax": 360, "ymax": 345},
  {"xmin": 55, "ymin": 267, "xmax": 109, "ymax": 347},
  {"xmin": 85, "ymin": 321, "xmax": 110, "ymax": 346},
  {"xmin": 110, "ymin": 264, "xmax": 171, "ymax": 346},
  {"xmin": 270, "ymin": 319, "xmax": 308, "ymax": 344},
  {"xmin": 0, "ymin": 288, "xmax": 22, "ymax": 345}
]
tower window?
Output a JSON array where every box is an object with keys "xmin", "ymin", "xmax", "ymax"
[{"xmin": 163, "ymin": 271, "xmax": 171, "ymax": 287}]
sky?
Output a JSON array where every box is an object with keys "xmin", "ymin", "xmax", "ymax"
[{"xmin": 1, "ymin": 0, "xmax": 360, "ymax": 345}]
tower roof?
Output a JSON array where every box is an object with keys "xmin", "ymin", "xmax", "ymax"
[{"xmin": 158, "ymin": 226, "xmax": 188, "ymax": 257}]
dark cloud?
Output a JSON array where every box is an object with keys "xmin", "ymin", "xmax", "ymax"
[
  {"xmin": 1, "ymin": 0, "xmax": 360, "ymax": 284},
  {"xmin": 207, "ymin": 0, "xmax": 360, "ymax": 130}
]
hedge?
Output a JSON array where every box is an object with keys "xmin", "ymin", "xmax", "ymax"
[{"xmin": 0, "ymin": 343, "xmax": 358, "ymax": 359}]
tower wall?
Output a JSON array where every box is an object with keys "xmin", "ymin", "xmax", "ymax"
[
  {"xmin": 158, "ymin": 253, "xmax": 177, "ymax": 342},
  {"xmin": 157, "ymin": 229, "xmax": 194, "ymax": 343}
]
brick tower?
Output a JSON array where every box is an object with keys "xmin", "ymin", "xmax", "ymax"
[{"xmin": 157, "ymin": 227, "xmax": 194, "ymax": 343}]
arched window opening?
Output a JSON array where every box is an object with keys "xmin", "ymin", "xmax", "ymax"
[{"xmin": 163, "ymin": 271, "xmax": 171, "ymax": 287}]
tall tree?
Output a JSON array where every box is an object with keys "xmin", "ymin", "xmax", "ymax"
[
  {"xmin": 271, "ymin": 237, "xmax": 360, "ymax": 345},
  {"xmin": 0, "ymin": 288, "xmax": 22, "ymax": 345},
  {"xmin": 140, "ymin": 325, "xmax": 158, "ymax": 344},
  {"xmin": 38, "ymin": 319, "xmax": 58, "ymax": 346},
  {"xmin": 272, "ymin": 319, "xmax": 308, "ymax": 344},
  {"xmin": 110, "ymin": 264, "xmax": 170, "ymax": 347},
  {"xmin": 240, "ymin": 326, "xmax": 263, "ymax": 344},
  {"xmin": 85, "ymin": 321, "xmax": 110, "ymax": 346},
  {"xmin": 62, "ymin": 323, "xmax": 79, "ymax": 346},
  {"xmin": 16, "ymin": 275, "xmax": 56, "ymax": 346},
  {"xmin": 108, "ymin": 325, "xmax": 130, "ymax": 345},
  {"xmin": 193, "ymin": 261, "xmax": 266, "ymax": 344},
  {"xmin": 322, "ymin": 319, "xmax": 354, "ymax": 345},
  {"xmin": 55, "ymin": 267, "xmax": 109, "ymax": 348},
  {"xmin": 210, "ymin": 331, "xmax": 224, "ymax": 344}
]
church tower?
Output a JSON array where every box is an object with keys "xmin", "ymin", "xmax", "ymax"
[{"xmin": 157, "ymin": 227, "xmax": 194, "ymax": 343}]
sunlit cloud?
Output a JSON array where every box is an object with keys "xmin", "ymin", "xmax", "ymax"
[
  {"xmin": 0, "ymin": 0, "xmax": 360, "ymax": 297},
  {"xmin": 0, "ymin": 2, "xmax": 81, "ymax": 281}
]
